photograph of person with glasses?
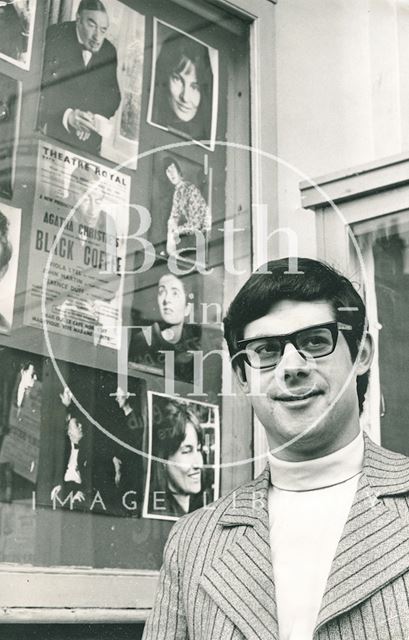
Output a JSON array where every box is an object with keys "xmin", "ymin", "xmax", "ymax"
[{"xmin": 145, "ymin": 257, "xmax": 409, "ymax": 640}]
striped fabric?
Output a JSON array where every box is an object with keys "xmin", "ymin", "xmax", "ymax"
[{"xmin": 142, "ymin": 435, "xmax": 409, "ymax": 639}]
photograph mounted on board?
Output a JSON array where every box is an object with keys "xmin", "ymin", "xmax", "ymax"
[
  {"xmin": 0, "ymin": 204, "xmax": 21, "ymax": 334},
  {"xmin": 150, "ymin": 151, "xmax": 212, "ymax": 262},
  {"xmin": 147, "ymin": 19, "xmax": 219, "ymax": 151},
  {"xmin": 128, "ymin": 267, "xmax": 204, "ymax": 383},
  {"xmin": 24, "ymin": 141, "xmax": 130, "ymax": 350},
  {"xmin": 0, "ymin": 347, "xmax": 149, "ymax": 518},
  {"xmin": 39, "ymin": 0, "xmax": 145, "ymax": 167},
  {"xmin": 46, "ymin": 366, "xmax": 148, "ymax": 517},
  {"xmin": 0, "ymin": 73, "xmax": 21, "ymax": 199},
  {"xmin": 0, "ymin": 0, "xmax": 36, "ymax": 70},
  {"xmin": 0, "ymin": 349, "xmax": 43, "ymax": 505},
  {"xmin": 143, "ymin": 392, "xmax": 219, "ymax": 521}
]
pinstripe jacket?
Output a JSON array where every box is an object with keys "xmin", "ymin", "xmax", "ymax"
[{"xmin": 143, "ymin": 435, "xmax": 409, "ymax": 639}]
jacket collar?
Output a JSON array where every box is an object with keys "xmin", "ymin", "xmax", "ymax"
[
  {"xmin": 360, "ymin": 431, "xmax": 409, "ymax": 496},
  {"xmin": 201, "ymin": 433, "xmax": 409, "ymax": 639},
  {"xmin": 219, "ymin": 432, "xmax": 409, "ymax": 525},
  {"xmin": 315, "ymin": 433, "xmax": 409, "ymax": 632}
]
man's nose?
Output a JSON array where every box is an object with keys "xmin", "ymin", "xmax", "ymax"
[{"xmin": 277, "ymin": 342, "xmax": 312, "ymax": 379}]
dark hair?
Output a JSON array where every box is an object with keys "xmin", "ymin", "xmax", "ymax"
[
  {"xmin": 163, "ymin": 156, "xmax": 183, "ymax": 177},
  {"xmin": 224, "ymin": 258, "xmax": 369, "ymax": 414},
  {"xmin": 77, "ymin": 0, "xmax": 107, "ymax": 14},
  {"xmin": 150, "ymin": 401, "xmax": 203, "ymax": 502},
  {"xmin": 0, "ymin": 211, "xmax": 12, "ymax": 275},
  {"xmin": 153, "ymin": 401, "xmax": 203, "ymax": 461},
  {"xmin": 152, "ymin": 29, "xmax": 213, "ymax": 140}
]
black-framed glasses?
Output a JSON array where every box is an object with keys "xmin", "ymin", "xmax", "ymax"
[{"xmin": 236, "ymin": 321, "xmax": 341, "ymax": 370}]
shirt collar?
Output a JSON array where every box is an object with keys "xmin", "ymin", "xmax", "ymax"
[{"xmin": 267, "ymin": 430, "xmax": 364, "ymax": 491}]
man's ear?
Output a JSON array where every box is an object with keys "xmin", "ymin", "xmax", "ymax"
[
  {"xmin": 184, "ymin": 302, "xmax": 191, "ymax": 319},
  {"xmin": 355, "ymin": 332, "xmax": 374, "ymax": 375},
  {"xmin": 235, "ymin": 363, "xmax": 249, "ymax": 394}
]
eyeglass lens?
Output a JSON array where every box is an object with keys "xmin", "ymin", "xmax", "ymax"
[{"xmin": 245, "ymin": 326, "xmax": 335, "ymax": 368}]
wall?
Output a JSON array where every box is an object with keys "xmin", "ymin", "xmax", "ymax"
[{"xmin": 274, "ymin": 0, "xmax": 409, "ymax": 256}]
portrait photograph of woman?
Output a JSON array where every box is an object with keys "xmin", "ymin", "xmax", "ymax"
[
  {"xmin": 150, "ymin": 151, "xmax": 211, "ymax": 260},
  {"xmin": 143, "ymin": 393, "xmax": 220, "ymax": 521},
  {"xmin": 147, "ymin": 19, "xmax": 219, "ymax": 150}
]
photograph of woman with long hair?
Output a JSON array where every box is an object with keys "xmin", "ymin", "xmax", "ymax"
[
  {"xmin": 148, "ymin": 20, "xmax": 218, "ymax": 149},
  {"xmin": 144, "ymin": 396, "xmax": 219, "ymax": 521}
]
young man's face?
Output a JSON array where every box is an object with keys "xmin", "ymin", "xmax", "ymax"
[{"xmin": 239, "ymin": 299, "xmax": 373, "ymax": 460}]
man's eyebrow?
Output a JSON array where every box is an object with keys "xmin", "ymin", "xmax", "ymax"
[{"xmin": 87, "ymin": 17, "xmax": 108, "ymax": 30}]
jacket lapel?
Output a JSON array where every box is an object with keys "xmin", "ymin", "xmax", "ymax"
[
  {"xmin": 316, "ymin": 434, "xmax": 409, "ymax": 633},
  {"xmin": 200, "ymin": 467, "xmax": 279, "ymax": 640}
]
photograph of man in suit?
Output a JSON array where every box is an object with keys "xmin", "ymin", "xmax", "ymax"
[
  {"xmin": 144, "ymin": 257, "xmax": 409, "ymax": 639},
  {"xmin": 50, "ymin": 387, "xmax": 89, "ymax": 509},
  {"xmin": 39, "ymin": 0, "xmax": 121, "ymax": 156}
]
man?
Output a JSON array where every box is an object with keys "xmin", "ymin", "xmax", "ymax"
[
  {"xmin": 111, "ymin": 385, "xmax": 145, "ymax": 516},
  {"xmin": 143, "ymin": 257, "xmax": 409, "ymax": 639},
  {"xmin": 51, "ymin": 388, "xmax": 89, "ymax": 509},
  {"xmin": 40, "ymin": 0, "xmax": 121, "ymax": 156},
  {"xmin": 68, "ymin": 165, "xmax": 118, "ymax": 261},
  {"xmin": 128, "ymin": 272, "xmax": 201, "ymax": 383}
]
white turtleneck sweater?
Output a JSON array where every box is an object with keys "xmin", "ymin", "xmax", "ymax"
[{"xmin": 268, "ymin": 431, "xmax": 364, "ymax": 640}]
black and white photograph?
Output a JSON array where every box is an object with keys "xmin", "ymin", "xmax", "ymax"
[
  {"xmin": 0, "ymin": 203, "xmax": 21, "ymax": 334},
  {"xmin": 143, "ymin": 392, "xmax": 219, "ymax": 521},
  {"xmin": 0, "ymin": 73, "xmax": 21, "ymax": 199},
  {"xmin": 0, "ymin": 0, "xmax": 36, "ymax": 70},
  {"xmin": 150, "ymin": 151, "xmax": 212, "ymax": 259},
  {"xmin": 24, "ymin": 142, "xmax": 130, "ymax": 349},
  {"xmin": 4, "ymin": 0, "xmax": 409, "ymax": 637},
  {"xmin": 147, "ymin": 19, "xmax": 218, "ymax": 151},
  {"xmin": 39, "ymin": 0, "xmax": 145, "ymax": 167},
  {"xmin": 0, "ymin": 347, "xmax": 149, "ymax": 518},
  {"xmin": 128, "ymin": 268, "xmax": 203, "ymax": 383},
  {"xmin": 47, "ymin": 365, "xmax": 148, "ymax": 517},
  {"xmin": 0, "ymin": 352, "xmax": 42, "ymax": 497}
]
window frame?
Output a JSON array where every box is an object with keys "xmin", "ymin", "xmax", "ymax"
[{"xmin": 299, "ymin": 151, "xmax": 409, "ymax": 448}]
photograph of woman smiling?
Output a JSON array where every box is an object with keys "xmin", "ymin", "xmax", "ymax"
[
  {"xmin": 149, "ymin": 21, "xmax": 218, "ymax": 149},
  {"xmin": 144, "ymin": 399, "xmax": 218, "ymax": 521}
]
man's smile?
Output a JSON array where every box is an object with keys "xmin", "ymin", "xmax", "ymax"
[{"xmin": 275, "ymin": 389, "xmax": 324, "ymax": 403}]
